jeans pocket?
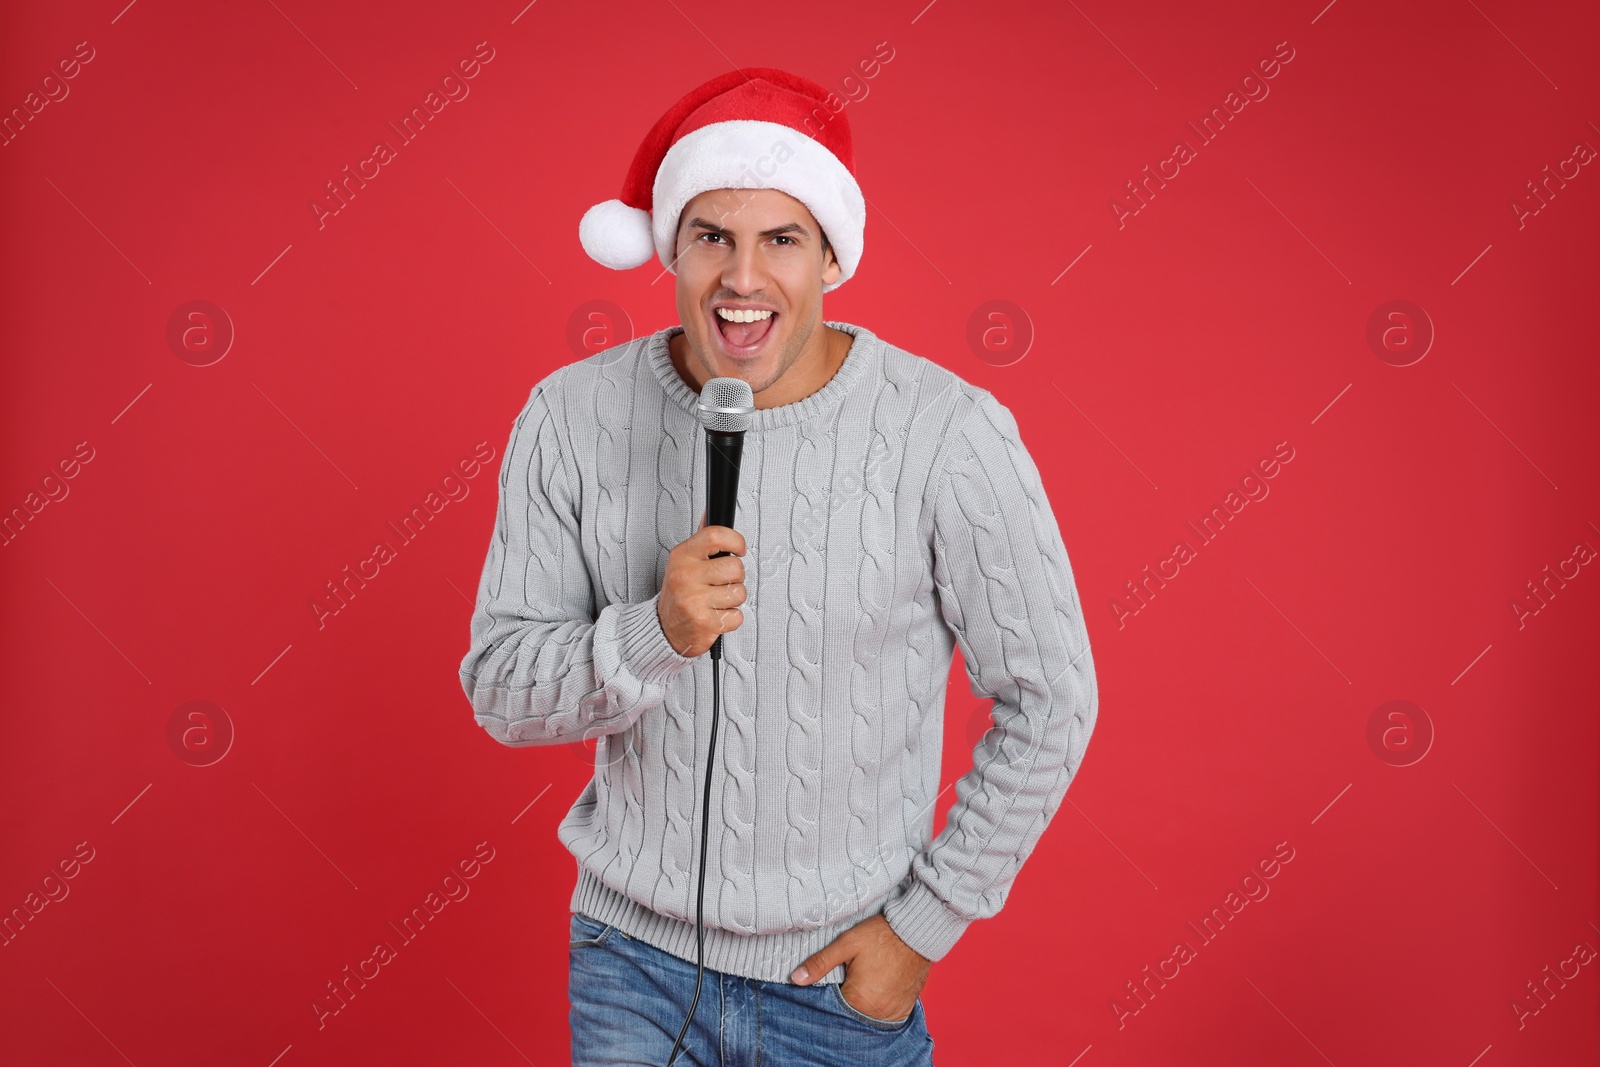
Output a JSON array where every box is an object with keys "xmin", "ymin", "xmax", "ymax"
[
  {"xmin": 828, "ymin": 982, "xmax": 917, "ymax": 1032},
  {"xmin": 569, "ymin": 912, "xmax": 615, "ymax": 949}
]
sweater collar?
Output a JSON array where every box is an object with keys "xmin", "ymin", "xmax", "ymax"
[{"xmin": 646, "ymin": 319, "xmax": 879, "ymax": 433}]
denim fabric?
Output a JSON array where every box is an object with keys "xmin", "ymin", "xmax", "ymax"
[{"xmin": 569, "ymin": 912, "xmax": 937, "ymax": 1066}]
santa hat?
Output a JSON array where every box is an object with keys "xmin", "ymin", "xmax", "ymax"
[{"xmin": 578, "ymin": 68, "xmax": 865, "ymax": 293}]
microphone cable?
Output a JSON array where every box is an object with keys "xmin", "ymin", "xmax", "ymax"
[{"xmin": 665, "ymin": 638, "xmax": 723, "ymax": 1067}]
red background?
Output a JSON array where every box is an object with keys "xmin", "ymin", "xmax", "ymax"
[{"xmin": 2, "ymin": 1, "xmax": 1596, "ymax": 1064}]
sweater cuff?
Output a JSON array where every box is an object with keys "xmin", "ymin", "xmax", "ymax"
[
  {"xmin": 615, "ymin": 593, "xmax": 695, "ymax": 688},
  {"xmin": 880, "ymin": 876, "xmax": 973, "ymax": 963}
]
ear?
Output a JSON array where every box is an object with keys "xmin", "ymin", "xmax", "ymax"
[{"xmin": 821, "ymin": 240, "xmax": 841, "ymax": 286}]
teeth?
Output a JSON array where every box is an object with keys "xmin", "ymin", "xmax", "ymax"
[{"xmin": 716, "ymin": 308, "xmax": 775, "ymax": 323}]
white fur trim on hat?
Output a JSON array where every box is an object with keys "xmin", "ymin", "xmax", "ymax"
[
  {"xmin": 650, "ymin": 120, "xmax": 865, "ymax": 293},
  {"xmin": 579, "ymin": 198, "xmax": 655, "ymax": 270}
]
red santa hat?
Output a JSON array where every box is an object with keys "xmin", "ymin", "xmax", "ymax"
[{"xmin": 578, "ymin": 68, "xmax": 865, "ymax": 293}]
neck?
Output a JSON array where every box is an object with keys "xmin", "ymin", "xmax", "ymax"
[{"xmin": 670, "ymin": 323, "xmax": 852, "ymax": 410}]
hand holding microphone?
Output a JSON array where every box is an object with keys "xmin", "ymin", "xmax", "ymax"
[
  {"xmin": 655, "ymin": 376, "xmax": 756, "ymax": 661},
  {"xmin": 657, "ymin": 511, "xmax": 746, "ymax": 659}
]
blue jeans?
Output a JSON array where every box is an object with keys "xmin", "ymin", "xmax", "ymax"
[{"xmin": 569, "ymin": 912, "xmax": 937, "ymax": 1066}]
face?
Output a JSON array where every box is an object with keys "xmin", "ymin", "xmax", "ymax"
[{"xmin": 672, "ymin": 187, "xmax": 842, "ymax": 402}]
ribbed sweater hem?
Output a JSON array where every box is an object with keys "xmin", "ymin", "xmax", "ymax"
[{"xmin": 571, "ymin": 866, "xmax": 857, "ymax": 985}]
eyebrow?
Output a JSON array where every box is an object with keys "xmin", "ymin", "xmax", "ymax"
[{"xmin": 686, "ymin": 217, "xmax": 811, "ymax": 240}]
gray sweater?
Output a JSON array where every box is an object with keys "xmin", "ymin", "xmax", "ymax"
[{"xmin": 459, "ymin": 320, "xmax": 1098, "ymax": 986}]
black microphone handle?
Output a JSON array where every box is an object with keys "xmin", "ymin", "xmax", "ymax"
[{"xmin": 704, "ymin": 429, "xmax": 745, "ymax": 661}]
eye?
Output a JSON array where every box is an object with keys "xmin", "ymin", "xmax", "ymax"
[
  {"xmin": 773, "ymin": 235, "xmax": 795, "ymax": 246},
  {"xmin": 698, "ymin": 232, "xmax": 725, "ymax": 245}
]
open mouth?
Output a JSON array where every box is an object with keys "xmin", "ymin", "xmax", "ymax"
[{"xmin": 713, "ymin": 307, "xmax": 778, "ymax": 357}]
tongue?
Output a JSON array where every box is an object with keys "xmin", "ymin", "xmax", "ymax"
[{"xmin": 721, "ymin": 313, "xmax": 774, "ymax": 348}]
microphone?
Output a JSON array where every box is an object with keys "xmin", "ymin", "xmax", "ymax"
[{"xmin": 695, "ymin": 377, "xmax": 755, "ymax": 662}]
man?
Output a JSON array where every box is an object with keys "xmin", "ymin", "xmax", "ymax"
[{"xmin": 460, "ymin": 68, "xmax": 1099, "ymax": 1066}]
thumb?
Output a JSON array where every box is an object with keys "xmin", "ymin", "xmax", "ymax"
[
  {"xmin": 791, "ymin": 939, "xmax": 847, "ymax": 985},
  {"xmin": 699, "ymin": 508, "xmax": 707, "ymax": 530}
]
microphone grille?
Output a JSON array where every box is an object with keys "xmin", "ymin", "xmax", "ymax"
[{"xmin": 697, "ymin": 377, "xmax": 755, "ymax": 433}]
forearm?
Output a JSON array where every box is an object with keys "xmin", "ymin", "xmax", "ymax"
[{"xmin": 461, "ymin": 590, "xmax": 694, "ymax": 747}]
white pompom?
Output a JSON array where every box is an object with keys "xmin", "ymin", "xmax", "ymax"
[{"xmin": 579, "ymin": 199, "xmax": 655, "ymax": 270}]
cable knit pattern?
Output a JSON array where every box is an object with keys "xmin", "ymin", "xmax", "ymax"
[{"xmin": 459, "ymin": 320, "xmax": 1099, "ymax": 985}]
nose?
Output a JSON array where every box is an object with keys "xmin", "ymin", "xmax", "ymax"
[{"xmin": 721, "ymin": 240, "xmax": 770, "ymax": 296}]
